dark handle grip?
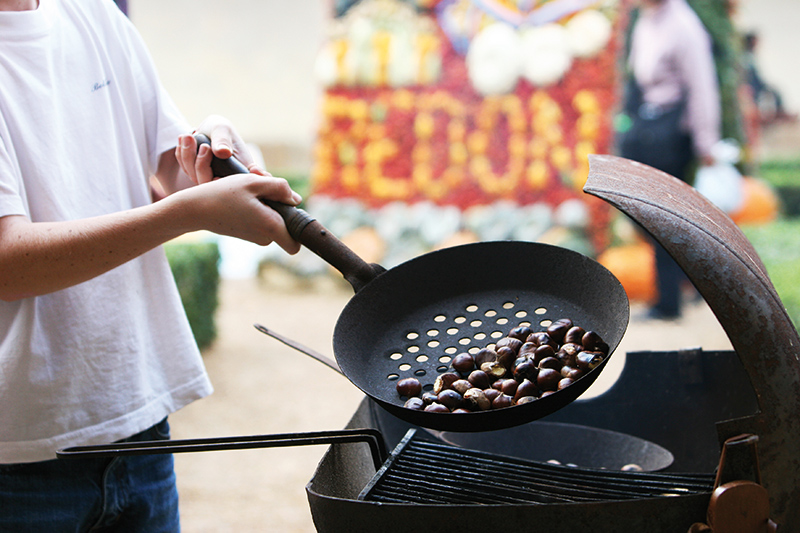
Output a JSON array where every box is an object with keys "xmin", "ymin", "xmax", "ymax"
[
  {"xmin": 193, "ymin": 133, "xmax": 314, "ymax": 236},
  {"xmin": 192, "ymin": 134, "xmax": 384, "ymax": 292}
]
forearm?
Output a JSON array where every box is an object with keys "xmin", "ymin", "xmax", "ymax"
[
  {"xmin": 0, "ymin": 116, "xmax": 303, "ymax": 301},
  {"xmin": 1, "ymin": 149, "xmax": 204, "ymax": 301},
  {"xmin": 0, "ymin": 171, "xmax": 300, "ymax": 301},
  {"xmin": 0, "ymin": 195, "xmax": 195, "ymax": 301}
]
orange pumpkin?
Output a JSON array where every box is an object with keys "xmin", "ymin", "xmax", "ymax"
[
  {"xmin": 730, "ymin": 177, "xmax": 779, "ymax": 225},
  {"xmin": 598, "ymin": 241, "xmax": 656, "ymax": 303},
  {"xmin": 341, "ymin": 226, "xmax": 386, "ymax": 265}
]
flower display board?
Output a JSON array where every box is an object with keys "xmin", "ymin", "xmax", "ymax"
[{"xmin": 307, "ymin": 0, "xmax": 625, "ymax": 263}]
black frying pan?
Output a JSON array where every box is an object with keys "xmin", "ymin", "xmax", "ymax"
[{"xmin": 195, "ymin": 135, "xmax": 629, "ymax": 432}]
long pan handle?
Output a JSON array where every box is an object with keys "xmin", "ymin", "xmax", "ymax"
[
  {"xmin": 58, "ymin": 428, "xmax": 387, "ymax": 470},
  {"xmin": 253, "ymin": 323, "xmax": 342, "ymax": 374},
  {"xmin": 194, "ymin": 134, "xmax": 384, "ymax": 292}
]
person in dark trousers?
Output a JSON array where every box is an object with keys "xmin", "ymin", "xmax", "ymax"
[
  {"xmin": 618, "ymin": 0, "xmax": 721, "ymax": 320},
  {"xmin": 0, "ymin": 0, "xmax": 301, "ymax": 530}
]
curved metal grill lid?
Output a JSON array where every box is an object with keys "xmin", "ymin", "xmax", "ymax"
[{"xmin": 583, "ymin": 154, "xmax": 800, "ymax": 528}]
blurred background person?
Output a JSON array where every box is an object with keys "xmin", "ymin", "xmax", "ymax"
[
  {"xmin": 742, "ymin": 31, "xmax": 796, "ymax": 125},
  {"xmin": 617, "ymin": 0, "xmax": 722, "ymax": 320}
]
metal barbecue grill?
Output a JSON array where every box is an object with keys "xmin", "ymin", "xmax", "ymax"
[
  {"xmin": 304, "ymin": 348, "xmax": 758, "ymax": 533},
  {"xmin": 59, "ymin": 156, "xmax": 799, "ymax": 531},
  {"xmin": 304, "ymin": 156, "xmax": 799, "ymax": 532},
  {"xmin": 359, "ymin": 429, "xmax": 715, "ymax": 505}
]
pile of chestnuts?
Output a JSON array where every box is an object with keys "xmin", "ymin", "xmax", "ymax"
[{"xmin": 396, "ymin": 318, "xmax": 609, "ymax": 413}]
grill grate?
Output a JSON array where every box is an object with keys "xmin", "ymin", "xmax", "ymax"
[{"xmin": 359, "ymin": 430, "xmax": 714, "ymax": 505}]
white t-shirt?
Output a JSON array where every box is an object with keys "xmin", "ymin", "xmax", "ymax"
[{"xmin": 0, "ymin": 0, "xmax": 213, "ymax": 463}]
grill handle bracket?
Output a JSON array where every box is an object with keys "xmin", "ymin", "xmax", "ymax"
[{"xmin": 57, "ymin": 428, "xmax": 388, "ymax": 471}]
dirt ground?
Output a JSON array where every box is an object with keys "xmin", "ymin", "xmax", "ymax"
[{"xmin": 169, "ymin": 272, "xmax": 734, "ymax": 533}]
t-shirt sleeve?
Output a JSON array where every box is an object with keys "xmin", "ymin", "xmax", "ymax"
[
  {"xmin": 0, "ymin": 132, "xmax": 27, "ymax": 218},
  {"xmin": 101, "ymin": 1, "xmax": 191, "ymax": 174}
]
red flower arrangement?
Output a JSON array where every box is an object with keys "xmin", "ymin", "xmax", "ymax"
[{"xmin": 311, "ymin": 3, "xmax": 623, "ymax": 254}]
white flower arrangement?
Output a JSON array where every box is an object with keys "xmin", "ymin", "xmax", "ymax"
[
  {"xmin": 465, "ymin": 9, "xmax": 613, "ymax": 95},
  {"xmin": 313, "ymin": 44, "xmax": 341, "ymax": 88},
  {"xmin": 313, "ymin": 0, "xmax": 442, "ymax": 88},
  {"xmin": 520, "ymin": 23, "xmax": 573, "ymax": 87},
  {"xmin": 466, "ymin": 22, "xmax": 524, "ymax": 96},
  {"xmin": 565, "ymin": 9, "xmax": 613, "ymax": 59}
]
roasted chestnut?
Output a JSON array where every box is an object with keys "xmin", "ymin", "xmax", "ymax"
[
  {"xmin": 560, "ymin": 366, "xmax": 584, "ymax": 380},
  {"xmin": 464, "ymin": 388, "xmax": 491, "ymax": 411},
  {"xmin": 421, "ymin": 391, "xmax": 439, "ymax": 405},
  {"xmin": 495, "ymin": 336, "xmax": 522, "ymax": 353},
  {"xmin": 404, "ymin": 397, "xmax": 424, "ymax": 410},
  {"xmin": 564, "ymin": 326, "xmax": 586, "ymax": 344},
  {"xmin": 424, "ymin": 402, "xmax": 450, "ymax": 413},
  {"xmin": 474, "ymin": 347, "xmax": 497, "ymax": 367},
  {"xmin": 499, "ymin": 378, "xmax": 518, "ymax": 396},
  {"xmin": 433, "ymin": 372, "xmax": 459, "ymax": 394},
  {"xmin": 576, "ymin": 351, "xmax": 604, "ymax": 371},
  {"xmin": 514, "ymin": 378, "xmax": 539, "ymax": 402},
  {"xmin": 536, "ymin": 367, "xmax": 561, "ymax": 391},
  {"xmin": 558, "ymin": 377, "xmax": 575, "ymax": 390},
  {"xmin": 452, "ymin": 353, "xmax": 476, "ymax": 374},
  {"xmin": 558, "ymin": 342, "xmax": 582, "ymax": 366},
  {"xmin": 512, "ymin": 359, "xmax": 538, "ymax": 382},
  {"xmin": 531, "ymin": 344, "xmax": 555, "ymax": 365},
  {"xmin": 437, "ymin": 389, "xmax": 464, "ymax": 410},
  {"xmin": 538, "ymin": 356, "xmax": 561, "ymax": 371},
  {"xmin": 467, "ymin": 369, "xmax": 491, "ymax": 390},
  {"xmin": 495, "ymin": 346, "xmax": 516, "ymax": 369},
  {"xmin": 492, "ymin": 393, "xmax": 514, "ymax": 409},
  {"xmin": 452, "ymin": 379, "xmax": 472, "ymax": 395},
  {"xmin": 480, "ymin": 361, "xmax": 506, "ymax": 380},
  {"xmin": 560, "ymin": 342, "xmax": 582, "ymax": 357},
  {"xmin": 483, "ymin": 388, "xmax": 501, "ymax": 404},
  {"xmin": 546, "ymin": 318, "xmax": 573, "ymax": 343},
  {"xmin": 396, "ymin": 377, "xmax": 422, "ymax": 398},
  {"xmin": 581, "ymin": 330, "xmax": 603, "ymax": 351},
  {"xmin": 526, "ymin": 331, "xmax": 555, "ymax": 348},
  {"xmin": 517, "ymin": 342, "xmax": 537, "ymax": 356},
  {"xmin": 508, "ymin": 325, "xmax": 533, "ymax": 341},
  {"xmin": 556, "ymin": 347, "xmax": 578, "ymax": 367}
]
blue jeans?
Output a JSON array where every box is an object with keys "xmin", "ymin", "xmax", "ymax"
[{"xmin": 0, "ymin": 419, "xmax": 179, "ymax": 533}]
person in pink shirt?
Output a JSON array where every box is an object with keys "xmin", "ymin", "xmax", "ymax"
[{"xmin": 618, "ymin": 0, "xmax": 722, "ymax": 320}]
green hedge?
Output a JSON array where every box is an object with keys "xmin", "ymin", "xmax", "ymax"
[
  {"xmin": 742, "ymin": 220, "xmax": 800, "ymax": 331},
  {"xmin": 164, "ymin": 241, "xmax": 221, "ymax": 350},
  {"xmin": 757, "ymin": 160, "xmax": 800, "ymax": 217},
  {"xmin": 687, "ymin": 0, "xmax": 747, "ymax": 148},
  {"xmin": 758, "ymin": 159, "xmax": 800, "ymax": 187}
]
